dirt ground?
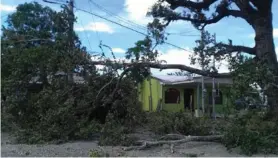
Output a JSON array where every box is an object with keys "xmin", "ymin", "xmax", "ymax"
[{"xmin": 1, "ymin": 131, "xmax": 277, "ymax": 157}]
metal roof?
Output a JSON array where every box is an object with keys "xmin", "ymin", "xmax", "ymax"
[
  {"xmin": 151, "ymin": 74, "xmax": 232, "ymax": 85},
  {"xmin": 151, "ymin": 74, "xmax": 193, "ymax": 83}
]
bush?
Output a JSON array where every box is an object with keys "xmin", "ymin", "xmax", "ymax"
[
  {"xmin": 98, "ymin": 114, "xmax": 138, "ymax": 146},
  {"xmin": 88, "ymin": 149, "xmax": 109, "ymax": 157},
  {"xmin": 1, "ymin": 76, "xmax": 143, "ymax": 145},
  {"xmin": 145, "ymin": 111, "xmax": 212, "ymax": 136},
  {"xmin": 223, "ymin": 110, "xmax": 278, "ymax": 155}
]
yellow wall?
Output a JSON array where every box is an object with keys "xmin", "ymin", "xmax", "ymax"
[
  {"xmin": 139, "ymin": 77, "xmax": 162, "ymax": 111},
  {"xmin": 138, "ymin": 77, "xmax": 231, "ymax": 114}
]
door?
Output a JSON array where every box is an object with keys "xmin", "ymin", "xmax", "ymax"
[{"xmin": 184, "ymin": 89, "xmax": 194, "ymax": 112}]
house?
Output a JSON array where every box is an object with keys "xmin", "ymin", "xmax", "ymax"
[{"xmin": 138, "ymin": 74, "xmax": 233, "ymax": 116}]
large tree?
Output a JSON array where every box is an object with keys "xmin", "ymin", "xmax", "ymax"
[{"xmin": 146, "ymin": 0, "xmax": 278, "ymax": 111}]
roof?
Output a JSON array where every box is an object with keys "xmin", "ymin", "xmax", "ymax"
[
  {"xmin": 151, "ymin": 74, "xmax": 232, "ymax": 85},
  {"xmin": 151, "ymin": 74, "xmax": 193, "ymax": 84}
]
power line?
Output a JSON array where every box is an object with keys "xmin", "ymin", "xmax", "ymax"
[
  {"xmin": 78, "ymin": 19, "xmax": 93, "ymax": 52},
  {"xmin": 41, "ymin": 0, "xmax": 195, "ymax": 53},
  {"xmin": 76, "ymin": 7, "xmax": 146, "ymax": 35},
  {"xmin": 166, "ymin": 30, "xmax": 199, "ymax": 36},
  {"xmin": 88, "ymin": 0, "xmax": 199, "ymax": 37},
  {"xmin": 41, "ymin": 0, "xmax": 198, "ymax": 38},
  {"xmin": 87, "ymin": 0, "xmax": 101, "ymax": 43},
  {"xmin": 75, "ymin": 7, "xmax": 194, "ymax": 53},
  {"xmin": 42, "ymin": 0, "xmax": 67, "ymax": 5},
  {"xmin": 89, "ymin": 0, "xmax": 147, "ymax": 32}
]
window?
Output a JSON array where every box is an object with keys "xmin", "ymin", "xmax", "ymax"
[
  {"xmin": 165, "ymin": 88, "xmax": 180, "ymax": 104},
  {"xmin": 209, "ymin": 89, "xmax": 223, "ymax": 105}
]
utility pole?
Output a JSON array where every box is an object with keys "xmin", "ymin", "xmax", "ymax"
[
  {"xmin": 68, "ymin": 0, "xmax": 74, "ymax": 84},
  {"xmin": 212, "ymin": 33, "xmax": 216, "ymax": 120}
]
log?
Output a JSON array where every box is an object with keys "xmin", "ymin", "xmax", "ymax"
[
  {"xmin": 123, "ymin": 135, "xmax": 223, "ymax": 151},
  {"xmin": 159, "ymin": 133, "xmax": 187, "ymax": 140}
]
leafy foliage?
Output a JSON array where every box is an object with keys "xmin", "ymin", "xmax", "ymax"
[
  {"xmin": 89, "ymin": 149, "xmax": 109, "ymax": 157},
  {"xmin": 98, "ymin": 114, "xmax": 138, "ymax": 146},
  {"xmin": 145, "ymin": 111, "xmax": 213, "ymax": 136},
  {"xmin": 1, "ymin": 2, "xmax": 144, "ymax": 145},
  {"xmin": 223, "ymin": 111, "xmax": 278, "ymax": 155}
]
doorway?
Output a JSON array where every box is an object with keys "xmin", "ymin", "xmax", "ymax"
[{"xmin": 184, "ymin": 88, "xmax": 194, "ymax": 112}]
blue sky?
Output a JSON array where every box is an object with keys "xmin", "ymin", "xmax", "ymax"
[{"xmin": 1, "ymin": 0, "xmax": 278, "ymax": 74}]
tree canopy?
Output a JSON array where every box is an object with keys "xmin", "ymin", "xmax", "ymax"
[
  {"xmin": 146, "ymin": 0, "xmax": 277, "ymax": 111},
  {"xmin": 1, "ymin": 2, "xmax": 141, "ymax": 143}
]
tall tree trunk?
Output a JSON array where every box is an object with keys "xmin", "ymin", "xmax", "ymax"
[{"xmin": 254, "ymin": 14, "xmax": 278, "ymax": 114}]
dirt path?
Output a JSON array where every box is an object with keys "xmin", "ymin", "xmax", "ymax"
[{"xmin": 1, "ymin": 132, "xmax": 277, "ymax": 157}]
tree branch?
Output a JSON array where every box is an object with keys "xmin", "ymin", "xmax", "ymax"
[
  {"xmin": 233, "ymin": 0, "xmax": 258, "ymax": 25},
  {"xmin": 165, "ymin": 0, "xmax": 217, "ymax": 10},
  {"xmin": 159, "ymin": 0, "xmax": 254, "ymax": 28},
  {"xmin": 1, "ymin": 38, "xmax": 53, "ymax": 44},
  {"xmin": 123, "ymin": 135, "xmax": 223, "ymax": 151},
  {"xmin": 90, "ymin": 61, "xmax": 231, "ymax": 78},
  {"xmin": 216, "ymin": 44, "xmax": 256, "ymax": 56},
  {"xmin": 169, "ymin": 9, "xmax": 244, "ymax": 27}
]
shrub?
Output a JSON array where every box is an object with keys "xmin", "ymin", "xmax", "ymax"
[
  {"xmin": 145, "ymin": 111, "xmax": 212, "ymax": 136},
  {"xmin": 223, "ymin": 110, "xmax": 278, "ymax": 155},
  {"xmin": 2, "ymin": 76, "xmax": 143, "ymax": 145},
  {"xmin": 98, "ymin": 114, "xmax": 138, "ymax": 146},
  {"xmin": 88, "ymin": 149, "xmax": 109, "ymax": 157}
]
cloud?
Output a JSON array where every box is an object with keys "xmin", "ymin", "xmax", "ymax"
[
  {"xmin": 74, "ymin": 22, "xmax": 114, "ymax": 33},
  {"xmin": 112, "ymin": 48, "xmax": 126, "ymax": 53},
  {"xmin": 155, "ymin": 48, "xmax": 230, "ymax": 74},
  {"xmin": 274, "ymin": 28, "xmax": 278, "ymax": 38},
  {"xmin": 91, "ymin": 47, "xmax": 230, "ymax": 75},
  {"xmin": 0, "ymin": 4, "xmax": 16, "ymax": 12},
  {"xmin": 276, "ymin": 47, "xmax": 278, "ymax": 60},
  {"xmin": 248, "ymin": 28, "xmax": 278, "ymax": 38},
  {"xmin": 124, "ymin": 0, "xmax": 157, "ymax": 25}
]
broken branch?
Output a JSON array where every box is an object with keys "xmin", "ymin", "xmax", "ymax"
[
  {"xmin": 123, "ymin": 135, "xmax": 223, "ymax": 151},
  {"xmin": 159, "ymin": 133, "xmax": 187, "ymax": 140},
  {"xmin": 91, "ymin": 61, "xmax": 231, "ymax": 78},
  {"xmin": 216, "ymin": 43, "xmax": 256, "ymax": 55},
  {"xmin": 165, "ymin": 0, "xmax": 217, "ymax": 10}
]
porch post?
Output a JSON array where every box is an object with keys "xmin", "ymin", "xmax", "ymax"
[
  {"xmin": 148, "ymin": 76, "xmax": 153, "ymax": 111},
  {"xmin": 159, "ymin": 83, "xmax": 163, "ymax": 111},
  {"xmin": 197, "ymin": 84, "xmax": 200, "ymax": 117},
  {"xmin": 201, "ymin": 76, "xmax": 205, "ymax": 114},
  {"xmin": 212, "ymin": 78, "xmax": 216, "ymax": 119}
]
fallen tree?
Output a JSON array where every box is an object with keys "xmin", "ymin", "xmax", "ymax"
[
  {"xmin": 122, "ymin": 134, "xmax": 223, "ymax": 151},
  {"xmin": 90, "ymin": 60, "xmax": 231, "ymax": 78}
]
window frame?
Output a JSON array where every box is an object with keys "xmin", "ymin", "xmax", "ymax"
[{"xmin": 164, "ymin": 88, "xmax": 181, "ymax": 104}]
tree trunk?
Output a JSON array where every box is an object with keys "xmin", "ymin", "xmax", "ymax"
[{"xmin": 254, "ymin": 14, "xmax": 278, "ymax": 114}]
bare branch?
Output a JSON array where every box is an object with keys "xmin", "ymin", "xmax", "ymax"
[
  {"xmin": 234, "ymin": 0, "xmax": 258, "ymax": 14},
  {"xmin": 159, "ymin": 0, "xmax": 254, "ymax": 27},
  {"xmin": 123, "ymin": 135, "xmax": 223, "ymax": 151},
  {"xmin": 233, "ymin": 0, "xmax": 258, "ymax": 25},
  {"xmin": 216, "ymin": 43, "xmax": 256, "ymax": 56},
  {"xmin": 174, "ymin": 9, "xmax": 241, "ymax": 25},
  {"xmin": 93, "ymin": 76, "xmax": 115, "ymax": 106},
  {"xmin": 165, "ymin": 0, "xmax": 217, "ymax": 10},
  {"xmin": 91, "ymin": 61, "xmax": 231, "ymax": 78}
]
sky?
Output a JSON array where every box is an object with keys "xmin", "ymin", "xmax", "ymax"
[{"xmin": 1, "ymin": 0, "xmax": 278, "ymax": 75}]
